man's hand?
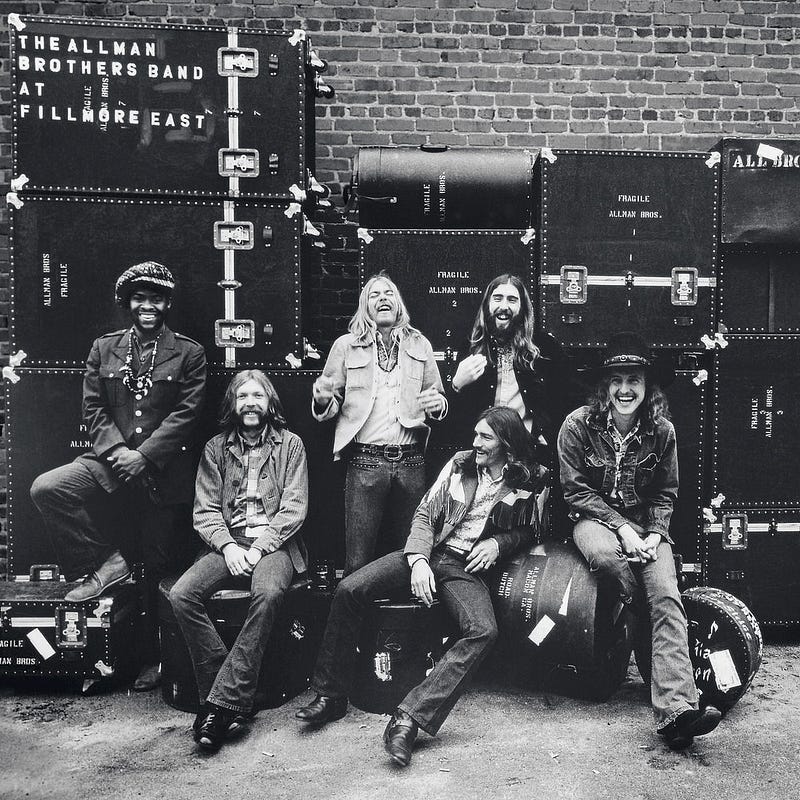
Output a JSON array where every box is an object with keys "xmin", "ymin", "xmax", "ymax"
[
  {"xmin": 312, "ymin": 375, "xmax": 335, "ymax": 408},
  {"xmin": 465, "ymin": 538, "xmax": 500, "ymax": 573},
  {"xmin": 107, "ymin": 447, "xmax": 148, "ymax": 482},
  {"xmin": 410, "ymin": 559, "xmax": 436, "ymax": 607},
  {"xmin": 640, "ymin": 532, "xmax": 662, "ymax": 562},
  {"xmin": 222, "ymin": 543, "xmax": 253, "ymax": 577},
  {"xmin": 618, "ymin": 523, "xmax": 649, "ymax": 563},
  {"xmin": 451, "ymin": 354, "xmax": 488, "ymax": 392},
  {"xmin": 418, "ymin": 387, "xmax": 445, "ymax": 416},
  {"xmin": 245, "ymin": 547, "xmax": 262, "ymax": 567}
]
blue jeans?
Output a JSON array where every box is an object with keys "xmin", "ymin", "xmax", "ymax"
[
  {"xmin": 311, "ymin": 549, "xmax": 498, "ymax": 735},
  {"xmin": 169, "ymin": 548, "xmax": 294, "ymax": 714},
  {"xmin": 572, "ymin": 519, "xmax": 698, "ymax": 729},
  {"xmin": 344, "ymin": 452, "xmax": 426, "ymax": 575}
]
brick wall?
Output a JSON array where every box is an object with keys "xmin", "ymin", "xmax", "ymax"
[{"xmin": 0, "ymin": 0, "xmax": 798, "ymax": 571}]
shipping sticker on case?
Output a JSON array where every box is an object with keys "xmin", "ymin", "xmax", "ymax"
[
  {"xmin": 26, "ymin": 628, "xmax": 56, "ymax": 661},
  {"xmin": 558, "ymin": 579, "xmax": 573, "ymax": 617},
  {"xmin": 709, "ymin": 649, "xmax": 742, "ymax": 691},
  {"xmin": 529, "ymin": 614, "xmax": 555, "ymax": 646}
]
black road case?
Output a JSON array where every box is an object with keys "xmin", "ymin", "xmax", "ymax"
[
  {"xmin": 352, "ymin": 146, "xmax": 537, "ymax": 230},
  {"xmin": 0, "ymin": 580, "xmax": 139, "ymax": 682},
  {"xmin": 538, "ymin": 149, "xmax": 718, "ymax": 348},
  {"xmin": 711, "ymin": 335, "xmax": 800, "ymax": 509},
  {"xmin": 719, "ymin": 250, "xmax": 800, "ymax": 333},
  {"xmin": 158, "ymin": 576, "xmax": 329, "ymax": 712},
  {"xmin": 10, "ymin": 14, "xmax": 312, "ymax": 200},
  {"xmin": 704, "ymin": 510, "xmax": 800, "ymax": 626},
  {"xmin": 10, "ymin": 194, "xmax": 303, "ymax": 368},
  {"xmin": 358, "ymin": 228, "xmax": 535, "ymax": 374},
  {"xmin": 719, "ymin": 138, "xmax": 800, "ymax": 245}
]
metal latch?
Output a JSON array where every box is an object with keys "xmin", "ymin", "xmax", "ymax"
[
  {"xmin": 215, "ymin": 320, "xmax": 256, "ymax": 348},
  {"xmin": 671, "ymin": 267, "xmax": 698, "ymax": 306},
  {"xmin": 559, "ymin": 265, "xmax": 587, "ymax": 304},
  {"xmin": 722, "ymin": 513, "xmax": 748, "ymax": 550},
  {"xmin": 268, "ymin": 53, "xmax": 279, "ymax": 76},
  {"xmin": 268, "ymin": 153, "xmax": 279, "ymax": 174},
  {"xmin": 219, "ymin": 149, "xmax": 260, "ymax": 178},
  {"xmin": 0, "ymin": 606, "xmax": 11, "ymax": 629},
  {"xmin": 55, "ymin": 606, "xmax": 87, "ymax": 649},
  {"xmin": 214, "ymin": 221, "xmax": 255, "ymax": 250},
  {"xmin": 217, "ymin": 47, "xmax": 259, "ymax": 77},
  {"xmin": 30, "ymin": 564, "xmax": 61, "ymax": 582}
]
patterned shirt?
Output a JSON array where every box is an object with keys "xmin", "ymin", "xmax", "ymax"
[
  {"xmin": 606, "ymin": 411, "xmax": 641, "ymax": 504},
  {"xmin": 494, "ymin": 344, "xmax": 532, "ymax": 434},
  {"xmin": 229, "ymin": 427, "xmax": 272, "ymax": 544},
  {"xmin": 446, "ymin": 466, "xmax": 506, "ymax": 553}
]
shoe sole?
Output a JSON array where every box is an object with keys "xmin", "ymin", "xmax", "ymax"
[
  {"xmin": 295, "ymin": 708, "xmax": 347, "ymax": 724},
  {"xmin": 65, "ymin": 571, "xmax": 132, "ymax": 603},
  {"xmin": 197, "ymin": 737, "xmax": 221, "ymax": 751}
]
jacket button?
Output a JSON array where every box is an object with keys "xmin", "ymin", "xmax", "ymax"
[
  {"xmin": 167, "ymin": 376, "xmax": 173, "ymax": 381},
  {"xmin": 232, "ymin": 480, "xmax": 240, "ymax": 487},
  {"xmin": 108, "ymin": 371, "xmax": 114, "ymax": 377},
  {"xmin": 135, "ymin": 410, "xmax": 142, "ymax": 417},
  {"xmin": 135, "ymin": 426, "xmax": 143, "ymax": 434}
]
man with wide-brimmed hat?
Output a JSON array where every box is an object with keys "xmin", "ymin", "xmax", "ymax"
[
  {"xmin": 31, "ymin": 261, "xmax": 206, "ymax": 690},
  {"xmin": 557, "ymin": 331, "xmax": 721, "ymax": 750}
]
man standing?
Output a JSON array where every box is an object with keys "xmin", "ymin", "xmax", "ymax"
[
  {"xmin": 296, "ymin": 406, "xmax": 549, "ymax": 768},
  {"xmin": 170, "ymin": 370, "xmax": 308, "ymax": 752},
  {"xmin": 312, "ymin": 272, "xmax": 447, "ymax": 574},
  {"xmin": 30, "ymin": 262, "xmax": 206, "ymax": 691},
  {"xmin": 449, "ymin": 273, "xmax": 565, "ymax": 463}
]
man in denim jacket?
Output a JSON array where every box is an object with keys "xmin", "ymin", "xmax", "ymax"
[
  {"xmin": 557, "ymin": 331, "xmax": 721, "ymax": 750},
  {"xmin": 170, "ymin": 370, "xmax": 308, "ymax": 752},
  {"xmin": 312, "ymin": 272, "xmax": 447, "ymax": 574},
  {"xmin": 297, "ymin": 406, "xmax": 548, "ymax": 767}
]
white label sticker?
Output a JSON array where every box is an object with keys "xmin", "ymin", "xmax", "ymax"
[
  {"xmin": 528, "ymin": 614, "xmax": 555, "ymax": 646},
  {"xmin": 756, "ymin": 142, "xmax": 784, "ymax": 163},
  {"xmin": 558, "ymin": 579, "xmax": 572, "ymax": 617},
  {"xmin": 26, "ymin": 628, "xmax": 56, "ymax": 661},
  {"xmin": 709, "ymin": 649, "xmax": 741, "ymax": 691}
]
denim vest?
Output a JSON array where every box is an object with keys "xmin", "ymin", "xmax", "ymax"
[{"xmin": 557, "ymin": 405, "xmax": 678, "ymax": 541}]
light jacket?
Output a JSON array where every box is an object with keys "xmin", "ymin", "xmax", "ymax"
[
  {"xmin": 557, "ymin": 405, "xmax": 678, "ymax": 542},
  {"xmin": 193, "ymin": 426, "xmax": 309, "ymax": 573},
  {"xmin": 404, "ymin": 450, "xmax": 550, "ymax": 560},
  {"xmin": 313, "ymin": 330, "xmax": 446, "ymax": 459}
]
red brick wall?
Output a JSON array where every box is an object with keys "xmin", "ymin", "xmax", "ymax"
[{"xmin": 0, "ymin": 1, "xmax": 798, "ymax": 570}]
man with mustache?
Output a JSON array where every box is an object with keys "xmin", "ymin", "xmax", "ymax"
[
  {"xmin": 170, "ymin": 370, "xmax": 308, "ymax": 752},
  {"xmin": 449, "ymin": 274, "xmax": 564, "ymax": 464},
  {"xmin": 30, "ymin": 262, "xmax": 206, "ymax": 691},
  {"xmin": 312, "ymin": 272, "xmax": 448, "ymax": 574},
  {"xmin": 296, "ymin": 406, "xmax": 548, "ymax": 767}
]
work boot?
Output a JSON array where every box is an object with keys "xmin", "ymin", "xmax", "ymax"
[{"xmin": 65, "ymin": 551, "xmax": 131, "ymax": 602}]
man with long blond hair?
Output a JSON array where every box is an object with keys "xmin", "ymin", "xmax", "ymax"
[
  {"xmin": 170, "ymin": 369, "xmax": 308, "ymax": 752},
  {"xmin": 312, "ymin": 272, "xmax": 447, "ymax": 574}
]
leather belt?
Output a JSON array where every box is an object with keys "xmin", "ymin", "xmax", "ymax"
[
  {"xmin": 442, "ymin": 544, "xmax": 469, "ymax": 561},
  {"xmin": 351, "ymin": 442, "xmax": 423, "ymax": 462}
]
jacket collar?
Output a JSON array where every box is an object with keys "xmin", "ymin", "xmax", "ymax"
[
  {"xmin": 587, "ymin": 409, "xmax": 654, "ymax": 438},
  {"xmin": 225, "ymin": 425, "xmax": 283, "ymax": 462},
  {"xmin": 111, "ymin": 325, "xmax": 177, "ymax": 366}
]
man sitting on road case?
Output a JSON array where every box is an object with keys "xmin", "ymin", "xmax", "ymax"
[
  {"xmin": 296, "ymin": 405, "xmax": 549, "ymax": 768},
  {"xmin": 170, "ymin": 370, "xmax": 308, "ymax": 753},
  {"xmin": 30, "ymin": 261, "xmax": 206, "ymax": 692}
]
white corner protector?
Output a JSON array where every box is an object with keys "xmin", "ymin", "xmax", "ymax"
[
  {"xmin": 289, "ymin": 29, "xmax": 307, "ymax": 46},
  {"xmin": 6, "ymin": 192, "xmax": 23, "ymax": 209},
  {"xmin": 285, "ymin": 353, "xmax": 302, "ymax": 369},
  {"xmin": 521, "ymin": 228, "xmax": 536, "ymax": 244},
  {"xmin": 10, "ymin": 174, "xmax": 28, "ymax": 192},
  {"xmin": 357, "ymin": 227, "xmax": 374, "ymax": 244},
  {"xmin": 9, "ymin": 14, "xmax": 26, "ymax": 31},
  {"xmin": 540, "ymin": 147, "xmax": 557, "ymax": 164},
  {"xmin": 705, "ymin": 151, "xmax": 721, "ymax": 168},
  {"xmin": 289, "ymin": 183, "xmax": 306, "ymax": 202},
  {"xmin": 284, "ymin": 203, "xmax": 302, "ymax": 219}
]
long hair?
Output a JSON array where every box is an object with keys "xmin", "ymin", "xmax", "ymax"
[
  {"xmin": 348, "ymin": 272, "xmax": 418, "ymax": 343},
  {"xmin": 586, "ymin": 370, "xmax": 670, "ymax": 430},
  {"xmin": 219, "ymin": 369, "xmax": 287, "ymax": 434},
  {"xmin": 478, "ymin": 405, "xmax": 538, "ymax": 488},
  {"xmin": 469, "ymin": 274, "xmax": 539, "ymax": 370}
]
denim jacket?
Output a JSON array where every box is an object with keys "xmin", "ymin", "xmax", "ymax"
[
  {"xmin": 312, "ymin": 330, "xmax": 446, "ymax": 459},
  {"xmin": 557, "ymin": 405, "xmax": 677, "ymax": 542}
]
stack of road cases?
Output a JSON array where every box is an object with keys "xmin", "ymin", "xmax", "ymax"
[
  {"xmin": 2, "ymin": 14, "xmax": 331, "ymax": 683},
  {"xmin": 706, "ymin": 138, "xmax": 800, "ymax": 626}
]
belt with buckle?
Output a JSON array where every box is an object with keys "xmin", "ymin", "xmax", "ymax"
[{"xmin": 351, "ymin": 443, "xmax": 423, "ymax": 462}]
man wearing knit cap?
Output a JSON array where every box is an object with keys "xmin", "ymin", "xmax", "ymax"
[{"xmin": 31, "ymin": 261, "xmax": 207, "ymax": 691}]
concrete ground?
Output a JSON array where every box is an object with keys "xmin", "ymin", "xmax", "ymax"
[{"xmin": 1, "ymin": 641, "xmax": 798, "ymax": 800}]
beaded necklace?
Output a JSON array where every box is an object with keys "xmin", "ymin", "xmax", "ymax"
[{"xmin": 120, "ymin": 328, "xmax": 162, "ymax": 398}]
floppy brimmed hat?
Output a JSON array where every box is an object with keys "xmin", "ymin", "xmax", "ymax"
[
  {"xmin": 589, "ymin": 331, "xmax": 675, "ymax": 388},
  {"xmin": 114, "ymin": 261, "xmax": 175, "ymax": 306}
]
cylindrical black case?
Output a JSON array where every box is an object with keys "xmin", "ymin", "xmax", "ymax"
[{"xmin": 352, "ymin": 145, "xmax": 537, "ymax": 229}]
